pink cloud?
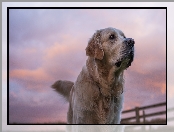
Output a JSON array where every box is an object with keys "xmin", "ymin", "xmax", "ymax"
[
  {"xmin": 10, "ymin": 68, "xmax": 54, "ymax": 92},
  {"xmin": 123, "ymin": 101, "xmax": 141, "ymax": 110},
  {"xmin": 8, "ymin": 9, "xmax": 166, "ymax": 124},
  {"xmin": 9, "ymin": 99, "xmax": 68, "ymax": 123},
  {"xmin": 10, "ymin": 68, "xmax": 49, "ymax": 81}
]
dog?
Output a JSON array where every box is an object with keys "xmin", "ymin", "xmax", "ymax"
[{"xmin": 52, "ymin": 27, "xmax": 134, "ymax": 124}]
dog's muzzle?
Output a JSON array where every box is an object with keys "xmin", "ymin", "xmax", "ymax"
[
  {"xmin": 115, "ymin": 38, "xmax": 135, "ymax": 68},
  {"xmin": 124, "ymin": 38, "xmax": 135, "ymax": 48}
]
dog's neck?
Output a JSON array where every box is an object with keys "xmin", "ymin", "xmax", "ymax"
[{"xmin": 86, "ymin": 57, "xmax": 124, "ymax": 97}]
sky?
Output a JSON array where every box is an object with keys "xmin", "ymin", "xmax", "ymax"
[
  {"xmin": 8, "ymin": 8, "xmax": 166, "ymax": 123},
  {"xmin": 2, "ymin": 2, "xmax": 173, "ymax": 132}
]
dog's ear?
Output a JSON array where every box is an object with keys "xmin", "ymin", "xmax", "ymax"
[{"xmin": 86, "ymin": 30, "xmax": 104, "ymax": 60}]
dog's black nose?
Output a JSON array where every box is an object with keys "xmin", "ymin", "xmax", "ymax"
[{"xmin": 124, "ymin": 38, "xmax": 135, "ymax": 48}]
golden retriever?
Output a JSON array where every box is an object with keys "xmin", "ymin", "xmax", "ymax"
[{"xmin": 52, "ymin": 27, "xmax": 134, "ymax": 124}]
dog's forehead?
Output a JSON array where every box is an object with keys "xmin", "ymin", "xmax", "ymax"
[{"xmin": 101, "ymin": 27, "xmax": 124, "ymax": 36}]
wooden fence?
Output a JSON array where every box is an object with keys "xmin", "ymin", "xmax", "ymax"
[
  {"xmin": 124, "ymin": 106, "xmax": 174, "ymax": 132},
  {"xmin": 121, "ymin": 102, "xmax": 166, "ymax": 124}
]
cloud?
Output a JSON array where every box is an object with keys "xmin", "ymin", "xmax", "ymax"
[
  {"xmin": 9, "ymin": 100, "xmax": 68, "ymax": 123},
  {"xmin": 9, "ymin": 89, "xmax": 68, "ymax": 123},
  {"xmin": 10, "ymin": 68, "xmax": 49, "ymax": 81},
  {"xmin": 123, "ymin": 58, "xmax": 166, "ymax": 110},
  {"xmin": 10, "ymin": 68, "xmax": 53, "ymax": 92},
  {"xmin": 8, "ymin": 8, "xmax": 166, "ymax": 123}
]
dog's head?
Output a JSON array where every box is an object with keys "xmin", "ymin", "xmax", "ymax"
[{"xmin": 86, "ymin": 27, "xmax": 134, "ymax": 70}]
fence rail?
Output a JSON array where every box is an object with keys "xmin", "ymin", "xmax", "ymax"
[{"xmin": 121, "ymin": 102, "xmax": 166, "ymax": 124}]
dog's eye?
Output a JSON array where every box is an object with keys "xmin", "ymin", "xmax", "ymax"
[{"xmin": 109, "ymin": 34, "xmax": 115, "ymax": 40}]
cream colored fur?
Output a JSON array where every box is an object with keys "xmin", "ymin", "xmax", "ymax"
[{"xmin": 52, "ymin": 27, "xmax": 134, "ymax": 124}]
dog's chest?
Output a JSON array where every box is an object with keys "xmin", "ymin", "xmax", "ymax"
[{"xmin": 94, "ymin": 95, "xmax": 121, "ymax": 124}]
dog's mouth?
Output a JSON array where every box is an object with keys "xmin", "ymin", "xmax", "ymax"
[
  {"xmin": 115, "ymin": 38, "xmax": 135, "ymax": 68},
  {"xmin": 115, "ymin": 49, "xmax": 134, "ymax": 68}
]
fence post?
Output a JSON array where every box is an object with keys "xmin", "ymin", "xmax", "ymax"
[
  {"xmin": 135, "ymin": 107, "xmax": 140, "ymax": 124},
  {"xmin": 143, "ymin": 110, "xmax": 146, "ymax": 124}
]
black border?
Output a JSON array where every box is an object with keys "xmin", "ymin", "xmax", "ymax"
[
  {"xmin": 7, "ymin": 7, "xmax": 10, "ymax": 126},
  {"xmin": 7, "ymin": 6, "xmax": 167, "ymax": 125}
]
